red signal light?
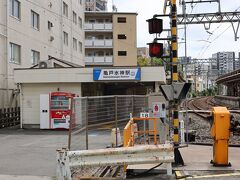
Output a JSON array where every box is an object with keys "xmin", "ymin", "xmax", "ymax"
[
  {"xmin": 148, "ymin": 42, "xmax": 163, "ymax": 58},
  {"xmin": 147, "ymin": 18, "xmax": 163, "ymax": 34}
]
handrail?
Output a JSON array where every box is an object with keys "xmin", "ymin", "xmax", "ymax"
[{"xmin": 123, "ymin": 117, "xmax": 158, "ymax": 147}]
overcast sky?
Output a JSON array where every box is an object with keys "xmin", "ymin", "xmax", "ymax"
[{"xmin": 108, "ymin": 0, "xmax": 240, "ymax": 59}]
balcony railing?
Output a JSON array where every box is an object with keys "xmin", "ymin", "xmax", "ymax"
[
  {"xmin": 85, "ymin": 23, "xmax": 112, "ymax": 31},
  {"xmin": 85, "ymin": 39, "xmax": 113, "ymax": 48},
  {"xmin": 85, "ymin": 56, "xmax": 113, "ymax": 65}
]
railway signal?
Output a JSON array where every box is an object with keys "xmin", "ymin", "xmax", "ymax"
[
  {"xmin": 147, "ymin": 17, "xmax": 164, "ymax": 58},
  {"xmin": 147, "ymin": 18, "xmax": 163, "ymax": 34},
  {"xmin": 148, "ymin": 42, "xmax": 163, "ymax": 58}
]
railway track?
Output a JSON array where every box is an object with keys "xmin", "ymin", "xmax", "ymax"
[
  {"xmin": 181, "ymin": 97, "xmax": 215, "ymax": 119},
  {"xmin": 182, "ymin": 96, "xmax": 240, "ymax": 146},
  {"xmin": 71, "ymin": 165, "xmax": 123, "ymax": 179}
]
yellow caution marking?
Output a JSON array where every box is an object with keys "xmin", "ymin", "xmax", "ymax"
[
  {"xmin": 187, "ymin": 172, "xmax": 240, "ymax": 179},
  {"xmin": 175, "ymin": 171, "xmax": 183, "ymax": 178}
]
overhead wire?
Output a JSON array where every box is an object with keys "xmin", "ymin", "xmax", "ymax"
[{"xmin": 197, "ymin": 5, "xmax": 240, "ymax": 58}]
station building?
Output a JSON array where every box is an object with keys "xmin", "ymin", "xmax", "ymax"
[{"xmin": 11, "ymin": 5, "xmax": 167, "ymax": 128}]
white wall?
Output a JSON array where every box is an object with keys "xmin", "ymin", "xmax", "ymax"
[
  {"xmin": 21, "ymin": 83, "xmax": 82, "ymax": 127},
  {"xmin": 0, "ymin": 0, "xmax": 85, "ymax": 108}
]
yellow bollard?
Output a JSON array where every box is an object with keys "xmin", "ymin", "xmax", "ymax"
[{"xmin": 211, "ymin": 107, "xmax": 231, "ymax": 166}]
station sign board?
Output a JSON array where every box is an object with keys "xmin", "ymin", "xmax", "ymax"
[{"xmin": 93, "ymin": 68, "xmax": 141, "ymax": 81}]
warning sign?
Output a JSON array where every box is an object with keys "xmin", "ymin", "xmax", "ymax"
[
  {"xmin": 153, "ymin": 104, "xmax": 160, "ymax": 113},
  {"xmin": 152, "ymin": 102, "xmax": 166, "ymax": 118}
]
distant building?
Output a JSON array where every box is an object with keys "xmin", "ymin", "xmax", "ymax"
[
  {"xmin": 212, "ymin": 52, "xmax": 235, "ymax": 76},
  {"xmin": 236, "ymin": 53, "xmax": 240, "ymax": 70},
  {"xmin": 137, "ymin": 47, "xmax": 149, "ymax": 58},
  {"xmin": 85, "ymin": 11, "xmax": 137, "ymax": 66},
  {"xmin": 85, "ymin": 0, "xmax": 108, "ymax": 11}
]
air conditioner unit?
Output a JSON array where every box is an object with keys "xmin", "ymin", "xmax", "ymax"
[{"xmin": 38, "ymin": 60, "xmax": 54, "ymax": 68}]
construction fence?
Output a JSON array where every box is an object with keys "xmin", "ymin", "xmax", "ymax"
[{"xmin": 68, "ymin": 95, "xmax": 147, "ymax": 150}]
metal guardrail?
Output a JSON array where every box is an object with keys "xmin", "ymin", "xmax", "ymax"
[{"xmin": 56, "ymin": 144, "xmax": 174, "ymax": 180}]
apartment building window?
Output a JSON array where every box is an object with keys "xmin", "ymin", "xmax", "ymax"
[
  {"xmin": 78, "ymin": 41, "xmax": 82, "ymax": 53},
  {"xmin": 117, "ymin": 17, "xmax": 126, "ymax": 23},
  {"xmin": 63, "ymin": 2, "xmax": 68, "ymax": 17},
  {"xmin": 118, "ymin": 51, "xmax": 127, "ymax": 56},
  {"xmin": 79, "ymin": 0, "xmax": 82, "ymax": 4},
  {"xmin": 73, "ymin": 38, "xmax": 77, "ymax": 50},
  {"xmin": 73, "ymin": 11, "xmax": 77, "ymax": 24},
  {"xmin": 63, "ymin": 31, "xmax": 68, "ymax": 46},
  {"xmin": 9, "ymin": 0, "xmax": 20, "ymax": 19},
  {"xmin": 31, "ymin": 50, "xmax": 40, "ymax": 65},
  {"xmin": 9, "ymin": 42, "xmax": 21, "ymax": 64},
  {"xmin": 118, "ymin": 34, "xmax": 127, "ymax": 39},
  {"xmin": 78, "ymin": 17, "xmax": 82, "ymax": 29},
  {"xmin": 31, "ymin": 10, "xmax": 40, "ymax": 30}
]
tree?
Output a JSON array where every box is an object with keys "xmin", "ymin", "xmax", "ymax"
[
  {"xmin": 137, "ymin": 57, "xmax": 150, "ymax": 66},
  {"xmin": 151, "ymin": 57, "xmax": 164, "ymax": 66}
]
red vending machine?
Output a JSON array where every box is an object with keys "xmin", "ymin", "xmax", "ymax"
[{"xmin": 40, "ymin": 92, "xmax": 76, "ymax": 129}]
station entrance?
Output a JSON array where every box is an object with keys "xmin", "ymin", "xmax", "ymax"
[{"xmin": 82, "ymin": 82, "xmax": 155, "ymax": 96}]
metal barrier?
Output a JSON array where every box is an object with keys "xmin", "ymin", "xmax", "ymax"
[
  {"xmin": 56, "ymin": 144, "xmax": 174, "ymax": 180},
  {"xmin": 69, "ymin": 95, "xmax": 147, "ymax": 150},
  {"xmin": 123, "ymin": 117, "xmax": 158, "ymax": 147}
]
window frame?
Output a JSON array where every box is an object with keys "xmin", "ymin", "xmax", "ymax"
[
  {"xmin": 31, "ymin": 49, "xmax": 40, "ymax": 65},
  {"xmin": 9, "ymin": 0, "xmax": 21, "ymax": 20},
  {"xmin": 73, "ymin": 38, "xmax": 77, "ymax": 51},
  {"xmin": 63, "ymin": 31, "xmax": 68, "ymax": 46},
  {"xmin": 78, "ymin": 41, "xmax": 82, "ymax": 53},
  {"xmin": 9, "ymin": 42, "xmax": 21, "ymax": 64},
  {"xmin": 63, "ymin": 1, "xmax": 68, "ymax": 17},
  {"xmin": 118, "ymin": 51, "xmax": 127, "ymax": 56},
  {"xmin": 117, "ymin": 17, "xmax": 126, "ymax": 23},
  {"xmin": 31, "ymin": 10, "xmax": 40, "ymax": 30},
  {"xmin": 78, "ymin": 16, "xmax": 82, "ymax": 29},
  {"xmin": 73, "ymin": 11, "xmax": 77, "ymax": 24},
  {"xmin": 118, "ymin": 34, "xmax": 127, "ymax": 39}
]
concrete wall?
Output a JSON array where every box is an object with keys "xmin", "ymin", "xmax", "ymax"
[
  {"xmin": 20, "ymin": 83, "xmax": 82, "ymax": 127},
  {"xmin": 14, "ymin": 67, "xmax": 166, "ymax": 83},
  {"xmin": 0, "ymin": 0, "xmax": 85, "ymax": 107},
  {"xmin": 214, "ymin": 95, "xmax": 240, "ymax": 109},
  {"xmin": 113, "ymin": 13, "xmax": 137, "ymax": 66}
]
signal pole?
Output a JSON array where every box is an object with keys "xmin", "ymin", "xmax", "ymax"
[{"xmin": 147, "ymin": 0, "xmax": 191, "ymax": 166}]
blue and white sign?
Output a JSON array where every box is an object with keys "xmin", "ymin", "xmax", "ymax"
[{"xmin": 93, "ymin": 68, "xmax": 141, "ymax": 81}]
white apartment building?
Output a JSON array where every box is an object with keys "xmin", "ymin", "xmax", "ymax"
[
  {"xmin": 212, "ymin": 52, "xmax": 235, "ymax": 76},
  {"xmin": 0, "ymin": 0, "xmax": 85, "ymax": 108},
  {"xmin": 85, "ymin": 0, "xmax": 107, "ymax": 11}
]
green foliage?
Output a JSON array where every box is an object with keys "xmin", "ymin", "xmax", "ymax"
[
  {"xmin": 198, "ymin": 86, "xmax": 218, "ymax": 97},
  {"xmin": 151, "ymin": 57, "xmax": 164, "ymax": 66},
  {"xmin": 137, "ymin": 57, "xmax": 150, "ymax": 66},
  {"xmin": 137, "ymin": 57, "xmax": 167, "ymax": 67}
]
